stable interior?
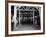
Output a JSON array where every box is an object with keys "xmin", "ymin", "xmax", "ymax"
[{"xmin": 11, "ymin": 6, "xmax": 40, "ymax": 31}]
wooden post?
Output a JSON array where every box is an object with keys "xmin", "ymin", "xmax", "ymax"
[
  {"xmin": 19, "ymin": 9, "xmax": 21, "ymax": 27},
  {"xmin": 14, "ymin": 6, "xmax": 17, "ymax": 30}
]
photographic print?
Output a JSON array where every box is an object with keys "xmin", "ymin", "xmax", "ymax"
[
  {"xmin": 11, "ymin": 5, "xmax": 41, "ymax": 31},
  {"xmin": 5, "ymin": 1, "xmax": 45, "ymax": 36}
]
